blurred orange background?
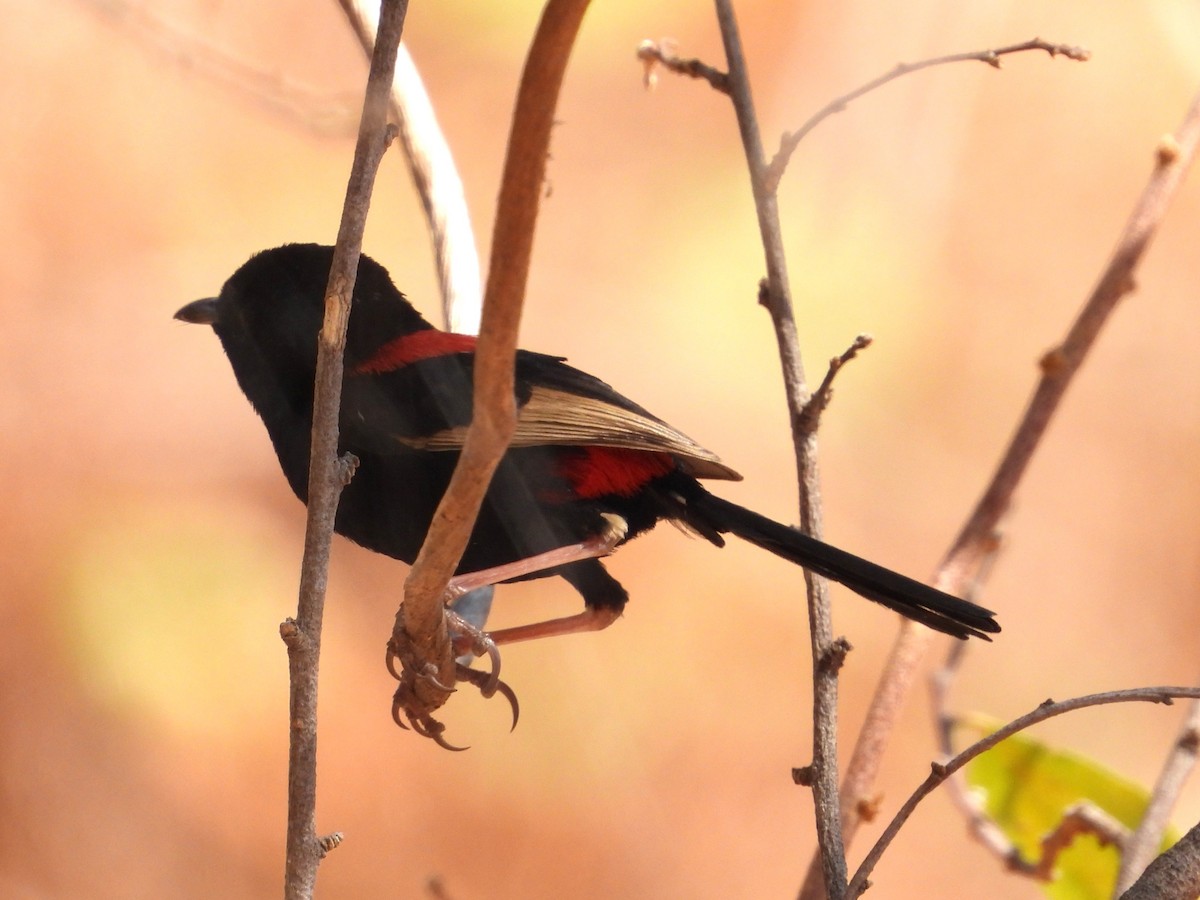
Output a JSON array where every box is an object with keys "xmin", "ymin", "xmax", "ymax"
[{"xmin": 3, "ymin": 1, "xmax": 1199, "ymax": 897}]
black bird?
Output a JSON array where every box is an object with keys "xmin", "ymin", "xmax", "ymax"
[{"xmin": 175, "ymin": 243, "xmax": 999, "ymax": 643}]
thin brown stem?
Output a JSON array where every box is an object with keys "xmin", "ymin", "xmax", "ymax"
[
  {"xmin": 831, "ymin": 87, "xmax": 1200, "ymax": 890},
  {"xmin": 283, "ymin": 2, "xmax": 408, "ymax": 898},
  {"xmin": 765, "ymin": 38, "xmax": 1090, "ymax": 192},
  {"xmin": 1116, "ymin": 693, "xmax": 1200, "ymax": 893},
  {"xmin": 941, "ymin": 97, "xmax": 1200, "ymax": 591},
  {"xmin": 1121, "ymin": 817, "xmax": 1200, "ymax": 900},
  {"xmin": 795, "ymin": 334, "xmax": 872, "ymax": 440},
  {"xmin": 931, "ymin": 645, "xmax": 1133, "ymax": 880},
  {"xmin": 1033, "ymin": 805, "xmax": 1127, "ymax": 880},
  {"xmin": 711, "ymin": 2, "xmax": 846, "ymax": 896},
  {"xmin": 391, "ymin": 0, "xmax": 592, "ymax": 732},
  {"xmin": 846, "ymin": 687, "xmax": 1200, "ymax": 897},
  {"xmin": 636, "ymin": 39, "xmax": 729, "ymax": 93},
  {"xmin": 927, "ymin": 636, "xmax": 1025, "ymax": 867}
]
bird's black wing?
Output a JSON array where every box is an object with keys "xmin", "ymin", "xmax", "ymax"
[{"xmin": 342, "ymin": 336, "xmax": 741, "ymax": 481}]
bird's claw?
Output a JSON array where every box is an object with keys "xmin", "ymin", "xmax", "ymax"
[
  {"xmin": 407, "ymin": 710, "xmax": 469, "ymax": 752},
  {"xmin": 385, "ymin": 644, "xmax": 402, "ymax": 682},
  {"xmin": 387, "ymin": 664, "xmax": 517, "ymax": 747},
  {"xmin": 384, "ymin": 647, "xmax": 457, "ymax": 693},
  {"xmin": 391, "ymin": 698, "xmax": 469, "ymax": 751},
  {"xmin": 385, "ymin": 610, "xmax": 520, "ymax": 748},
  {"xmin": 456, "ymin": 663, "xmax": 520, "ymax": 731},
  {"xmin": 445, "ymin": 609, "xmax": 502, "ymax": 695},
  {"xmin": 389, "ymin": 666, "xmax": 467, "ymax": 750}
]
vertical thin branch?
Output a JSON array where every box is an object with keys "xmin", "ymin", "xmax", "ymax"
[
  {"xmin": 394, "ymin": 0, "xmax": 592, "ymax": 720},
  {"xmin": 838, "ymin": 621, "xmax": 928, "ymax": 807},
  {"xmin": 796, "ymin": 619, "xmax": 937, "ymax": 900},
  {"xmin": 282, "ymin": 2, "xmax": 408, "ymax": 898},
  {"xmin": 711, "ymin": 1, "xmax": 845, "ymax": 896},
  {"xmin": 1116, "ymin": 694, "xmax": 1200, "ymax": 894},
  {"xmin": 641, "ymin": 27, "xmax": 1094, "ymax": 897}
]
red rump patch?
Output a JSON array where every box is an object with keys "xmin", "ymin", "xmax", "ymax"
[
  {"xmin": 558, "ymin": 447, "xmax": 676, "ymax": 499},
  {"xmin": 354, "ymin": 330, "xmax": 477, "ymax": 375}
]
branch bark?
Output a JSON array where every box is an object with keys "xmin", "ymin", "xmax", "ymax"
[
  {"xmin": 710, "ymin": 2, "xmax": 847, "ymax": 895},
  {"xmin": 1121, "ymin": 817, "xmax": 1200, "ymax": 900},
  {"xmin": 391, "ymin": 0, "xmax": 592, "ymax": 730},
  {"xmin": 828, "ymin": 83, "xmax": 1200, "ymax": 895},
  {"xmin": 283, "ymin": 2, "xmax": 408, "ymax": 898},
  {"xmin": 845, "ymin": 687, "xmax": 1200, "ymax": 897},
  {"xmin": 634, "ymin": 27, "xmax": 1096, "ymax": 898},
  {"xmin": 1116, "ymin": 694, "xmax": 1200, "ymax": 893},
  {"xmin": 941, "ymin": 105, "xmax": 1200, "ymax": 586}
]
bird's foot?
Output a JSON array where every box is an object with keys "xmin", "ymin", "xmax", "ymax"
[
  {"xmin": 385, "ymin": 605, "xmax": 518, "ymax": 750},
  {"xmin": 445, "ymin": 608, "xmax": 503, "ymax": 693},
  {"xmin": 385, "ymin": 519, "xmax": 627, "ymax": 747}
]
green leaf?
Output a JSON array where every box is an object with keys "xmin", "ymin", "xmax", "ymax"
[{"xmin": 957, "ymin": 713, "xmax": 1178, "ymax": 900}]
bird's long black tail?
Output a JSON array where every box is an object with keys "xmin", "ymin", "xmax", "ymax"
[{"xmin": 686, "ymin": 489, "xmax": 1000, "ymax": 640}]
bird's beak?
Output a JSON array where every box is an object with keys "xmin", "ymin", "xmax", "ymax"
[{"xmin": 174, "ymin": 297, "xmax": 220, "ymax": 325}]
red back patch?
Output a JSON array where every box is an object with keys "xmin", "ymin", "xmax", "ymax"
[{"xmin": 353, "ymin": 330, "xmax": 477, "ymax": 375}]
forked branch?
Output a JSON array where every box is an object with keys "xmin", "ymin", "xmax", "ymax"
[{"xmin": 846, "ymin": 687, "xmax": 1200, "ymax": 897}]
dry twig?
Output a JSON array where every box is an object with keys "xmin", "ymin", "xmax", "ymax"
[
  {"xmin": 78, "ymin": 0, "xmax": 359, "ymax": 135},
  {"xmin": 796, "ymin": 333, "xmax": 873, "ymax": 439},
  {"xmin": 1121, "ymin": 817, "xmax": 1200, "ymax": 900},
  {"xmin": 636, "ymin": 39, "xmax": 729, "ymax": 93},
  {"xmin": 933, "ymin": 651, "xmax": 1132, "ymax": 880},
  {"xmin": 711, "ymin": 1, "xmax": 847, "ymax": 894},
  {"xmin": 764, "ymin": 38, "xmax": 1090, "ymax": 191},
  {"xmin": 827, "ymin": 75, "xmax": 1200, "ymax": 900},
  {"xmin": 940, "ymin": 111, "xmax": 1200, "ymax": 589},
  {"xmin": 388, "ymin": 0, "xmax": 592, "ymax": 738},
  {"xmin": 1117, "ymin": 692, "xmax": 1200, "ymax": 892},
  {"xmin": 846, "ymin": 687, "xmax": 1200, "ymax": 897},
  {"xmin": 283, "ymin": 3, "xmax": 409, "ymax": 897}
]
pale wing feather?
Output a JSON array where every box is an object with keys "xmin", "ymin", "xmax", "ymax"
[{"xmin": 394, "ymin": 385, "xmax": 742, "ymax": 481}]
